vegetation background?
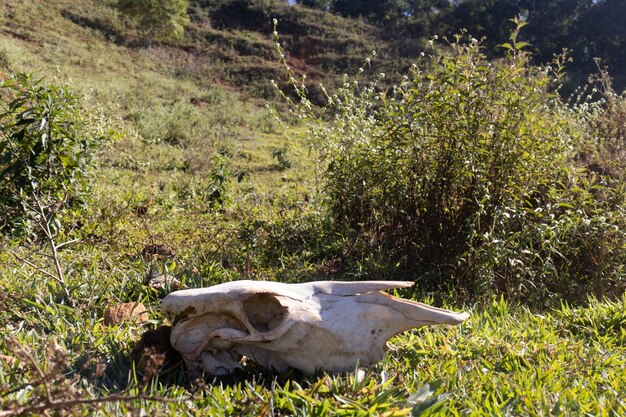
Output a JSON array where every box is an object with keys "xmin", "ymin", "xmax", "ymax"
[{"xmin": 0, "ymin": 0, "xmax": 625, "ymax": 415}]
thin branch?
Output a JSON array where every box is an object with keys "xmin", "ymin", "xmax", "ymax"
[
  {"xmin": 30, "ymin": 191, "xmax": 73, "ymax": 307},
  {"xmin": 55, "ymin": 239, "xmax": 80, "ymax": 250},
  {"xmin": 7, "ymin": 250, "xmax": 60, "ymax": 282},
  {"xmin": 0, "ymin": 392, "xmax": 185, "ymax": 417},
  {"xmin": 1, "ymin": 338, "xmax": 192, "ymax": 417},
  {"xmin": 7, "ymin": 340, "xmax": 53, "ymax": 406}
]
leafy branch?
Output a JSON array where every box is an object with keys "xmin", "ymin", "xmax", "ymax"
[{"xmin": 1, "ymin": 72, "xmax": 110, "ymax": 306}]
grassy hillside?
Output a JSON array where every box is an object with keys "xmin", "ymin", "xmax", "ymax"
[
  {"xmin": 1, "ymin": 0, "xmax": 625, "ymax": 415},
  {"xmin": 2, "ymin": 0, "xmax": 386, "ymax": 99}
]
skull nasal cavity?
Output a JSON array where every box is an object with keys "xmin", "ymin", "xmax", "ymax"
[{"xmin": 242, "ymin": 294, "xmax": 286, "ymax": 333}]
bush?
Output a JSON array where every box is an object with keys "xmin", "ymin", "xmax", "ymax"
[
  {"xmin": 271, "ymin": 145, "xmax": 292, "ymax": 171},
  {"xmin": 203, "ymin": 153, "xmax": 231, "ymax": 209},
  {"xmin": 304, "ymin": 31, "xmax": 574, "ymax": 269},
  {"xmin": 117, "ymin": 0, "xmax": 189, "ymax": 43},
  {"xmin": 279, "ymin": 25, "xmax": 626, "ymax": 303},
  {"xmin": 132, "ymin": 99, "xmax": 206, "ymax": 148},
  {"xmin": 580, "ymin": 62, "xmax": 626, "ymax": 180},
  {"xmin": 0, "ymin": 73, "xmax": 108, "ymax": 237},
  {"xmin": 466, "ymin": 173, "xmax": 626, "ymax": 305}
]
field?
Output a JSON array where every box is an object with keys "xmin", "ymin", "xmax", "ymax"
[{"xmin": 1, "ymin": 1, "xmax": 625, "ymax": 415}]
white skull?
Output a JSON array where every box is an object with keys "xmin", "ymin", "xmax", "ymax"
[{"xmin": 161, "ymin": 280, "xmax": 469, "ymax": 376}]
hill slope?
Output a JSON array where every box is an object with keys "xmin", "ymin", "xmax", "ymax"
[{"xmin": 1, "ymin": 0, "xmax": 388, "ymax": 101}]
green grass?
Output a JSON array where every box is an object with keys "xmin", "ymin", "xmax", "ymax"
[
  {"xmin": 1, "ymin": 0, "xmax": 625, "ymax": 415},
  {"xmin": 1, "ymin": 283, "xmax": 624, "ymax": 415}
]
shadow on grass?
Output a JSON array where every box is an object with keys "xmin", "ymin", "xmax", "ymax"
[
  {"xmin": 79, "ymin": 325, "xmax": 317, "ymax": 395},
  {"xmin": 60, "ymin": 10, "xmax": 127, "ymax": 45}
]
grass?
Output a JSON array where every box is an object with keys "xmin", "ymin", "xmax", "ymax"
[
  {"xmin": 1, "ymin": 285, "xmax": 624, "ymax": 415},
  {"xmin": 1, "ymin": 0, "xmax": 625, "ymax": 415}
]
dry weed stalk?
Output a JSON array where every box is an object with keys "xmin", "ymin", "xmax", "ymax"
[{"xmin": 0, "ymin": 337, "xmax": 190, "ymax": 417}]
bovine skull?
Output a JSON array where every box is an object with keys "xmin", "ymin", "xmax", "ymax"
[{"xmin": 161, "ymin": 280, "xmax": 469, "ymax": 376}]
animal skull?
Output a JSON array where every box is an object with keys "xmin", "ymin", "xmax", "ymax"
[{"xmin": 161, "ymin": 280, "xmax": 469, "ymax": 376}]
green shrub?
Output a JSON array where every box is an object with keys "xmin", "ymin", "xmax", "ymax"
[
  {"xmin": 271, "ymin": 145, "xmax": 292, "ymax": 171},
  {"xmin": 131, "ymin": 99, "xmax": 211, "ymax": 148},
  {"xmin": 203, "ymin": 153, "xmax": 231, "ymax": 209},
  {"xmin": 302, "ymin": 33, "xmax": 573, "ymax": 268},
  {"xmin": 116, "ymin": 0, "xmax": 189, "ymax": 42},
  {"xmin": 0, "ymin": 49, "xmax": 10, "ymax": 70},
  {"xmin": 466, "ymin": 173, "xmax": 626, "ymax": 305},
  {"xmin": 0, "ymin": 73, "xmax": 108, "ymax": 237},
  {"xmin": 580, "ymin": 63, "xmax": 626, "ymax": 181},
  {"xmin": 279, "ymin": 24, "xmax": 626, "ymax": 302}
]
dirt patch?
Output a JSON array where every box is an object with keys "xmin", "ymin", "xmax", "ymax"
[{"xmin": 104, "ymin": 302, "xmax": 149, "ymax": 326}]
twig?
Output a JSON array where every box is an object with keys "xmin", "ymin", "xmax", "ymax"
[
  {"xmin": 0, "ymin": 392, "xmax": 184, "ymax": 417},
  {"xmin": 5, "ymin": 340, "xmax": 53, "ymax": 406},
  {"xmin": 7, "ymin": 250, "xmax": 59, "ymax": 283},
  {"xmin": 55, "ymin": 239, "xmax": 80, "ymax": 250},
  {"xmin": 1, "ymin": 338, "xmax": 192, "ymax": 417},
  {"xmin": 30, "ymin": 192, "xmax": 74, "ymax": 307}
]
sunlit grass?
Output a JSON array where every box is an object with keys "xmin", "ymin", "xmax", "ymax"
[{"xmin": 1, "ymin": 285, "xmax": 624, "ymax": 415}]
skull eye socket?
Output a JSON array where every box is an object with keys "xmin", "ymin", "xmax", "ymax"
[{"xmin": 242, "ymin": 293, "xmax": 286, "ymax": 333}]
